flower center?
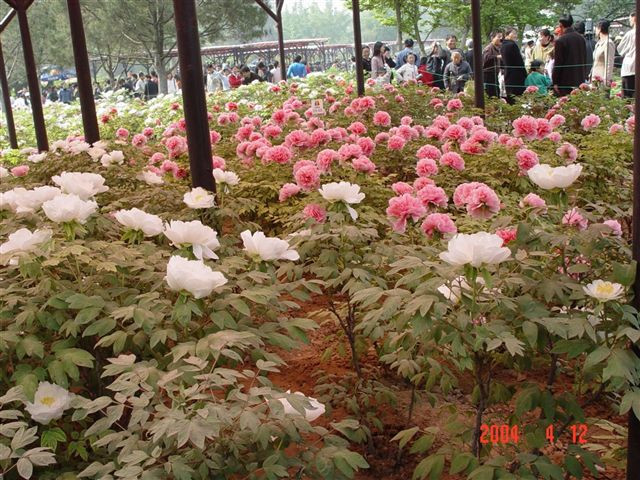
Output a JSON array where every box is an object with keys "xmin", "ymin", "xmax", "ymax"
[
  {"xmin": 40, "ymin": 396, "xmax": 56, "ymax": 407},
  {"xmin": 595, "ymin": 283, "xmax": 614, "ymax": 296}
]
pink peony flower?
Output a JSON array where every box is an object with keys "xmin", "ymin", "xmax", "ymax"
[
  {"xmin": 294, "ymin": 164, "xmax": 320, "ymax": 191},
  {"xmin": 416, "ymin": 158, "xmax": 439, "ymax": 177},
  {"xmin": 386, "ymin": 194, "xmax": 426, "ymax": 233},
  {"xmin": 547, "ymin": 132, "xmax": 562, "ymax": 142},
  {"xmin": 316, "ymin": 149, "xmax": 338, "ymax": 172},
  {"xmin": 416, "ymin": 144, "xmax": 441, "ymax": 160},
  {"xmin": 387, "ymin": 135, "xmax": 406, "ymax": 150},
  {"xmin": 537, "ymin": 119, "xmax": 553, "ymax": 139},
  {"xmin": 556, "ymin": 142, "xmax": 578, "ymax": 162},
  {"xmin": 525, "ymin": 85, "xmax": 539, "ymax": 94},
  {"xmin": 263, "ymin": 124, "xmax": 282, "ymax": 139},
  {"xmin": 11, "ymin": 165, "xmax": 29, "ymax": 177},
  {"xmin": 357, "ymin": 137, "xmax": 376, "ymax": 156},
  {"xmin": 417, "ymin": 185, "xmax": 448, "ymax": 209},
  {"xmin": 143, "ymin": 127, "xmax": 155, "ymax": 137},
  {"xmin": 442, "ymin": 124, "xmax": 467, "ymax": 142},
  {"xmin": 447, "ymin": 98, "xmax": 463, "ymax": 111},
  {"xmin": 549, "ymin": 114, "xmax": 566, "ymax": 128},
  {"xmin": 375, "ymin": 132, "xmax": 390, "ymax": 144},
  {"xmin": 516, "ymin": 149, "xmax": 539, "ymax": 172},
  {"xmin": 292, "ymin": 160, "xmax": 315, "ymax": 175},
  {"xmin": 116, "ymin": 127, "xmax": 129, "ymax": 140},
  {"xmin": 392, "ymin": 182, "xmax": 413, "ymax": 195},
  {"xmin": 421, "ymin": 213, "xmax": 457, "ymax": 237},
  {"xmin": 149, "ymin": 152, "xmax": 166, "ymax": 164},
  {"xmin": 440, "ymin": 152, "xmax": 465, "ymax": 171},
  {"xmin": 373, "ymin": 111, "xmax": 392, "ymax": 127},
  {"xmin": 348, "ymin": 121, "xmax": 367, "ymax": 135},
  {"xmin": 160, "ymin": 160, "xmax": 179, "ymax": 175},
  {"xmin": 424, "ymin": 126, "xmax": 444, "ymax": 140},
  {"xmin": 519, "ymin": 193, "xmax": 547, "ymax": 211},
  {"xmin": 279, "ymin": 183, "xmax": 301, "ymax": 202},
  {"xmin": 609, "ymin": 124, "xmax": 624, "ymax": 134},
  {"xmin": 401, "ymin": 115, "xmax": 413, "ymax": 125},
  {"xmin": 460, "ymin": 140, "xmax": 484, "ymax": 155},
  {"xmin": 209, "ymin": 130, "xmax": 222, "ymax": 144},
  {"xmin": 581, "ymin": 114, "xmax": 601, "ymax": 131},
  {"xmin": 414, "ymin": 177, "xmax": 435, "ymax": 190},
  {"xmin": 285, "ymin": 129, "xmax": 311, "ymax": 148},
  {"xmin": 338, "ymin": 143, "xmax": 363, "ymax": 160},
  {"xmin": 626, "ymin": 115, "xmax": 635, "ymax": 133},
  {"xmin": 496, "ymin": 228, "xmax": 517, "ymax": 245},
  {"xmin": 303, "ymin": 203, "xmax": 327, "ymax": 223},
  {"xmin": 432, "ymin": 115, "xmax": 451, "ymax": 130},
  {"xmin": 603, "ymin": 219, "xmax": 622, "ymax": 236},
  {"xmin": 352, "ymin": 155, "xmax": 377, "ymax": 174},
  {"xmin": 457, "ymin": 117, "xmax": 475, "ymax": 131},
  {"xmin": 132, "ymin": 133, "xmax": 147, "ymax": 148},
  {"xmin": 466, "ymin": 184, "xmax": 501, "ymax": 219},
  {"xmin": 165, "ymin": 135, "xmax": 188, "ymax": 158},
  {"xmin": 263, "ymin": 145, "xmax": 293, "ymax": 164},
  {"xmin": 512, "ymin": 115, "xmax": 538, "ymax": 140},
  {"xmin": 429, "ymin": 98, "xmax": 444, "ymax": 108},
  {"xmin": 453, "ymin": 181, "xmax": 492, "ymax": 208},
  {"xmin": 562, "ymin": 207, "xmax": 588, "ymax": 230},
  {"xmin": 211, "ymin": 156, "xmax": 226, "ymax": 170}
]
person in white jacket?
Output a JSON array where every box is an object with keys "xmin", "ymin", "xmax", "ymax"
[
  {"xmin": 618, "ymin": 12, "xmax": 636, "ymax": 98},
  {"xmin": 395, "ymin": 53, "xmax": 419, "ymax": 82}
]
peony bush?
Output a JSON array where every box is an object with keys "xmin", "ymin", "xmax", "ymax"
[{"xmin": 1, "ymin": 72, "xmax": 638, "ymax": 479}]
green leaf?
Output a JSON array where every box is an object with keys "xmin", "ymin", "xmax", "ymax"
[
  {"xmin": 391, "ymin": 426, "xmax": 419, "ymax": 450},
  {"xmin": 41, "ymin": 427, "xmax": 66, "ymax": 450},
  {"xmin": 82, "ymin": 317, "xmax": 116, "ymax": 337},
  {"xmin": 612, "ymin": 261, "xmax": 636, "ymax": 287},
  {"xmin": 522, "ymin": 321, "xmax": 538, "ymax": 347},
  {"xmin": 584, "ymin": 345, "xmax": 610, "ymax": 370},
  {"xmin": 55, "ymin": 348, "xmax": 95, "ymax": 368},
  {"xmin": 229, "ymin": 298, "xmax": 251, "ymax": 316},
  {"xmin": 17, "ymin": 457, "xmax": 33, "ymax": 479},
  {"xmin": 620, "ymin": 389, "xmax": 640, "ymax": 419},
  {"xmin": 564, "ymin": 456, "xmax": 583, "ymax": 479},
  {"xmin": 450, "ymin": 453, "xmax": 473, "ymax": 474},
  {"xmin": 412, "ymin": 454, "xmax": 445, "ymax": 480},
  {"xmin": 409, "ymin": 433, "xmax": 435, "ymax": 454},
  {"xmin": 535, "ymin": 460, "xmax": 563, "ymax": 480},
  {"xmin": 66, "ymin": 294, "xmax": 105, "ymax": 310},
  {"xmin": 468, "ymin": 466, "xmax": 495, "ymax": 480}
]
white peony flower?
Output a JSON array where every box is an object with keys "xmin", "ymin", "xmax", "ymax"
[
  {"xmin": 164, "ymin": 220, "xmax": 220, "ymax": 259},
  {"xmin": 136, "ymin": 169, "xmax": 164, "ymax": 185},
  {"xmin": 24, "ymin": 382, "xmax": 72, "ymax": 424},
  {"xmin": 68, "ymin": 141, "xmax": 91, "ymax": 155},
  {"xmin": 114, "ymin": 208, "xmax": 163, "ymax": 236},
  {"xmin": 87, "ymin": 147, "xmax": 107, "ymax": 161},
  {"xmin": 42, "ymin": 194, "xmax": 98, "ymax": 224},
  {"xmin": 165, "ymin": 255, "xmax": 227, "ymax": 298},
  {"xmin": 27, "ymin": 152, "xmax": 47, "ymax": 163},
  {"xmin": 92, "ymin": 140, "xmax": 109, "ymax": 150},
  {"xmin": 52, "ymin": 172, "xmax": 109, "ymax": 199},
  {"xmin": 1, "ymin": 188, "xmax": 29, "ymax": 212},
  {"xmin": 12, "ymin": 186, "xmax": 61, "ymax": 214},
  {"xmin": 20, "ymin": 147, "xmax": 38, "ymax": 155},
  {"xmin": 212, "ymin": 168, "xmax": 239, "ymax": 187},
  {"xmin": 50, "ymin": 139, "xmax": 69, "ymax": 152},
  {"xmin": 527, "ymin": 163, "xmax": 583, "ymax": 190},
  {"xmin": 318, "ymin": 181, "xmax": 365, "ymax": 220},
  {"xmin": 109, "ymin": 150, "xmax": 125, "ymax": 163},
  {"xmin": 278, "ymin": 391, "xmax": 325, "ymax": 422},
  {"xmin": 0, "ymin": 166, "xmax": 8, "ymax": 178},
  {"xmin": 439, "ymin": 232, "xmax": 511, "ymax": 267},
  {"xmin": 0, "ymin": 228, "xmax": 51, "ymax": 259},
  {"xmin": 583, "ymin": 280, "xmax": 624, "ymax": 302},
  {"xmin": 183, "ymin": 187, "xmax": 215, "ymax": 209},
  {"xmin": 241, "ymin": 230, "xmax": 299, "ymax": 261}
]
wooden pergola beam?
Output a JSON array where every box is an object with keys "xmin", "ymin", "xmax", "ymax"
[
  {"xmin": 470, "ymin": 0, "xmax": 484, "ymax": 113},
  {"xmin": 0, "ymin": 8, "xmax": 16, "ymax": 32},
  {"xmin": 0, "ymin": 36, "xmax": 17, "ymax": 148},
  {"xmin": 254, "ymin": 0, "xmax": 286, "ymax": 81},
  {"xmin": 351, "ymin": 0, "xmax": 364, "ymax": 96},
  {"xmin": 4, "ymin": 0, "xmax": 48, "ymax": 150}
]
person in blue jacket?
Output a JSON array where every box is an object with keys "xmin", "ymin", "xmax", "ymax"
[{"xmin": 287, "ymin": 55, "xmax": 307, "ymax": 79}]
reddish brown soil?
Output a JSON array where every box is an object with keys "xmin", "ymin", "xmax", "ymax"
[{"xmin": 268, "ymin": 298, "xmax": 627, "ymax": 480}]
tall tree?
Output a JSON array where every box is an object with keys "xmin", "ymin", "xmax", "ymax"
[{"xmin": 80, "ymin": 0, "xmax": 268, "ymax": 93}]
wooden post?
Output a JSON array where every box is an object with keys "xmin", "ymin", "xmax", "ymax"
[
  {"xmin": 470, "ymin": 0, "xmax": 484, "ymax": 112},
  {"xmin": 276, "ymin": 0, "xmax": 286, "ymax": 81},
  {"xmin": 172, "ymin": 0, "xmax": 215, "ymax": 192},
  {"xmin": 12, "ymin": 0, "xmax": 48, "ymax": 151},
  {"xmin": 629, "ymin": 4, "xmax": 640, "ymax": 478},
  {"xmin": 351, "ymin": 0, "xmax": 364, "ymax": 96},
  {"xmin": 0, "ymin": 36, "xmax": 17, "ymax": 149},
  {"xmin": 66, "ymin": 0, "xmax": 99, "ymax": 144}
]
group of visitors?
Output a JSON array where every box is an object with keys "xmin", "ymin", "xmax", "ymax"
[
  {"xmin": 361, "ymin": 36, "xmax": 473, "ymax": 93},
  {"xmin": 481, "ymin": 12, "xmax": 637, "ymax": 101}
]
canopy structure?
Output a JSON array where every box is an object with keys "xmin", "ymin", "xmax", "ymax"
[{"xmin": 0, "ymin": 3, "xmax": 639, "ymax": 474}]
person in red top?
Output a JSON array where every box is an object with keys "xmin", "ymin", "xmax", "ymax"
[
  {"xmin": 228, "ymin": 66, "xmax": 243, "ymax": 89},
  {"xmin": 418, "ymin": 56, "xmax": 433, "ymax": 85}
]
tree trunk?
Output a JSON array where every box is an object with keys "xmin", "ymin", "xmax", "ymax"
[
  {"xmin": 413, "ymin": 16, "xmax": 425, "ymax": 57},
  {"xmin": 394, "ymin": 0, "xmax": 402, "ymax": 51},
  {"xmin": 155, "ymin": 54, "xmax": 168, "ymax": 93}
]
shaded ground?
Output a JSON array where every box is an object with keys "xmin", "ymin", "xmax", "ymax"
[{"xmin": 269, "ymin": 299, "xmax": 627, "ymax": 480}]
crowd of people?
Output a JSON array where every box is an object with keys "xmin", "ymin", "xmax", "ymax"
[
  {"xmin": 360, "ymin": 12, "xmax": 637, "ymax": 101},
  {"xmin": 8, "ymin": 13, "xmax": 637, "ymax": 110}
]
